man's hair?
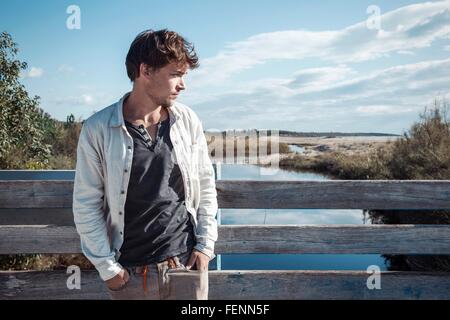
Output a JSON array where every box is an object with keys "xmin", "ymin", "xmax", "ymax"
[{"xmin": 125, "ymin": 29, "xmax": 199, "ymax": 81}]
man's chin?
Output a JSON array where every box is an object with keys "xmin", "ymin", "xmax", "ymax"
[{"xmin": 161, "ymin": 100, "xmax": 175, "ymax": 108}]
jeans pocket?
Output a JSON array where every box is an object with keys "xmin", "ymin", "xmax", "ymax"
[
  {"xmin": 166, "ymin": 264, "xmax": 188, "ymax": 273},
  {"xmin": 164, "ymin": 269, "xmax": 209, "ymax": 300}
]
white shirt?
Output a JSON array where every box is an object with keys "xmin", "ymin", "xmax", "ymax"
[{"xmin": 73, "ymin": 92, "xmax": 218, "ymax": 281}]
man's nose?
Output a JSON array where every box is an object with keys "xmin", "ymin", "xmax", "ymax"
[{"xmin": 177, "ymin": 77, "xmax": 186, "ymax": 91}]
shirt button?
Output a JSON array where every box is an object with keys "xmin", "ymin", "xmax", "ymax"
[
  {"xmin": 121, "ymin": 190, "xmax": 125, "ymax": 194},
  {"xmin": 119, "ymin": 211, "xmax": 123, "ymax": 215},
  {"xmin": 124, "ymin": 169, "xmax": 128, "ymax": 173},
  {"xmin": 128, "ymin": 146, "xmax": 132, "ymax": 149},
  {"xmin": 120, "ymin": 231, "xmax": 123, "ymax": 235}
]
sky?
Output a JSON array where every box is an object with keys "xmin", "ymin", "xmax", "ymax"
[{"xmin": 1, "ymin": 0, "xmax": 450, "ymax": 134}]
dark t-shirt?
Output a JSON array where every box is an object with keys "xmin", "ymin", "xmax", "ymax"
[{"xmin": 118, "ymin": 115, "xmax": 196, "ymax": 267}]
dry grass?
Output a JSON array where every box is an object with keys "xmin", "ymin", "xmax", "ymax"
[
  {"xmin": 280, "ymin": 99, "xmax": 450, "ymax": 271},
  {"xmin": 0, "ymin": 254, "xmax": 94, "ymax": 271}
]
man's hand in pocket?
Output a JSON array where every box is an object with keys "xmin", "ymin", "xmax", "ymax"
[
  {"xmin": 106, "ymin": 268, "xmax": 130, "ymax": 290},
  {"xmin": 185, "ymin": 249, "xmax": 209, "ymax": 271}
]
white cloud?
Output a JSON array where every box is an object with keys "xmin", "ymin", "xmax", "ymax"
[
  {"xmin": 444, "ymin": 45, "xmax": 450, "ymax": 51},
  {"xmin": 189, "ymin": 58, "xmax": 450, "ymax": 132},
  {"xmin": 189, "ymin": 65, "xmax": 356, "ymax": 101},
  {"xmin": 287, "ymin": 65, "xmax": 357, "ymax": 94},
  {"xmin": 190, "ymin": 0, "xmax": 450, "ymax": 87},
  {"xmin": 39, "ymin": 89, "xmax": 121, "ymax": 121},
  {"xmin": 356, "ymin": 105, "xmax": 414, "ymax": 115},
  {"xmin": 49, "ymin": 93, "xmax": 98, "ymax": 108},
  {"xmin": 58, "ymin": 64, "xmax": 74, "ymax": 74},
  {"xmin": 22, "ymin": 67, "xmax": 44, "ymax": 78},
  {"xmin": 397, "ymin": 50, "xmax": 415, "ymax": 55},
  {"xmin": 81, "ymin": 94, "xmax": 94, "ymax": 105}
]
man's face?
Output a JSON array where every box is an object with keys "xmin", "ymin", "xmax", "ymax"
[{"xmin": 142, "ymin": 61, "xmax": 188, "ymax": 108}]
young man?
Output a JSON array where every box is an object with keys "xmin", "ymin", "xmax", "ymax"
[{"xmin": 72, "ymin": 29, "xmax": 218, "ymax": 300}]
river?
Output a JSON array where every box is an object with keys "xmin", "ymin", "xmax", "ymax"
[{"xmin": 213, "ymin": 163, "xmax": 388, "ymax": 271}]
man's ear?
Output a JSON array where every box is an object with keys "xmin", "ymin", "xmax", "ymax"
[{"xmin": 139, "ymin": 63, "xmax": 153, "ymax": 80}]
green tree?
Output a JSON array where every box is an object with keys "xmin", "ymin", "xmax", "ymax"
[{"xmin": 0, "ymin": 31, "xmax": 51, "ymax": 169}]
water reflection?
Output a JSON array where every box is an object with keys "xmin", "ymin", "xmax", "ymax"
[
  {"xmin": 215, "ymin": 163, "xmax": 388, "ymax": 271},
  {"xmin": 288, "ymin": 144, "xmax": 305, "ymax": 154}
]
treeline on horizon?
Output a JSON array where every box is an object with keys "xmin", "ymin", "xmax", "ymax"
[
  {"xmin": 206, "ymin": 129, "xmax": 400, "ymax": 137},
  {"xmin": 278, "ymin": 131, "xmax": 400, "ymax": 137}
]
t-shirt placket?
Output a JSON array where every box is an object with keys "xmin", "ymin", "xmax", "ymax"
[{"xmin": 138, "ymin": 122, "xmax": 163, "ymax": 151}]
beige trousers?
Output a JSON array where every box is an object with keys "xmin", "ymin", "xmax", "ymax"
[{"xmin": 106, "ymin": 250, "xmax": 208, "ymax": 300}]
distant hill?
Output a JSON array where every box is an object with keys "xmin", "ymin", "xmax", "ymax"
[
  {"xmin": 278, "ymin": 130, "xmax": 401, "ymax": 137},
  {"xmin": 205, "ymin": 129, "xmax": 400, "ymax": 138}
]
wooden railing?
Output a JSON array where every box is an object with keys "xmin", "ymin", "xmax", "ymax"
[{"xmin": 1, "ymin": 170, "xmax": 450, "ymax": 299}]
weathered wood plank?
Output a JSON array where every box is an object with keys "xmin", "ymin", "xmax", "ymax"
[
  {"xmin": 216, "ymin": 225, "xmax": 450, "ymax": 254},
  {"xmin": 0, "ymin": 209, "xmax": 75, "ymax": 226},
  {"xmin": 0, "ymin": 181, "xmax": 73, "ymax": 208},
  {"xmin": 216, "ymin": 180, "xmax": 450, "ymax": 209},
  {"xmin": 0, "ymin": 226, "xmax": 81, "ymax": 254},
  {"xmin": 2, "ymin": 225, "xmax": 450, "ymax": 254},
  {"xmin": 0, "ymin": 170, "xmax": 75, "ymax": 180},
  {"xmin": 2, "ymin": 180, "xmax": 450, "ymax": 209},
  {"xmin": 1, "ymin": 270, "xmax": 449, "ymax": 300}
]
